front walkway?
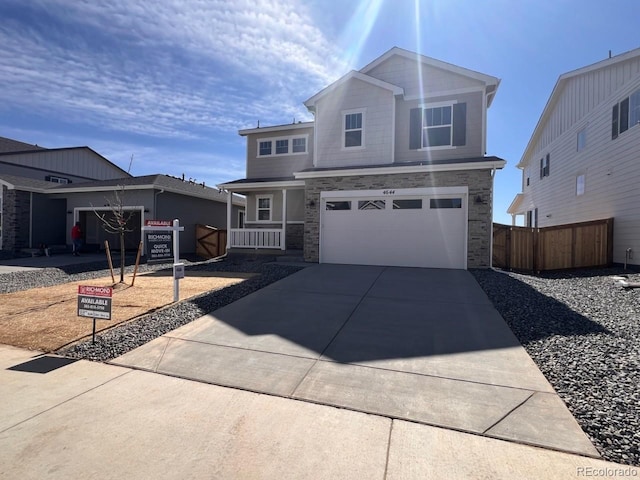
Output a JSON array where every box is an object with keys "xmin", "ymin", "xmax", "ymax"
[{"xmin": 113, "ymin": 264, "xmax": 598, "ymax": 457}]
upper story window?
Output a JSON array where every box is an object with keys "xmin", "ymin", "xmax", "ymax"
[
  {"xmin": 577, "ymin": 126, "xmax": 587, "ymax": 151},
  {"xmin": 540, "ymin": 154, "xmax": 550, "ymax": 179},
  {"xmin": 259, "ymin": 141, "xmax": 272, "ymax": 156},
  {"xmin": 612, "ymin": 88, "xmax": 640, "ymax": 139},
  {"xmin": 257, "ymin": 135, "xmax": 307, "ymax": 157},
  {"xmin": 45, "ymin": 175, "xmax": 70, "ymax": 184},
  {"xmin": 343, "ymin": 110, "xmax": 364, "ymax": 148},
  {"xmin": 410, "ymin": 102, "xmax": 466, "ymax": 150},
  {"xmin": 525, "ymin": 167, "xmax": 531, "ymax": 187}
]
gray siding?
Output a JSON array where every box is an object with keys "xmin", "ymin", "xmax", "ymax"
[
  {"xmin": 0, "ymin": 149, "xmax": 126, "ymax": 181},
  {"xmin": 32, "ymin": 195, "xmax": 66, "ymax": 247},
  {"xmin": 519, "ymin": 62, "xmax": 640, "ymax": 265},
  {"xmin": 244, "ymin": 189, "xmax": 305, "ymax": 224},
  {"xmin": 315, "ymin": 78, "xmax": 395, "ymax": 168},
  {"xmin": 395, "ymin": 91, "xmax": 484, "ymax": 162},
  {"xmin": 0, "ymin": 162, "xmax": 93, "ymax": 183},
  {"xmin": 366, "ymin": 54, "xmax": 485, "ymax": 98},
  {"xmin": 156, "ymin": 191, "xmax": 228, "ymax": 254},
  {"xmin": 246, "ymin": 126, "xmax": 314, "ymax": 179}
]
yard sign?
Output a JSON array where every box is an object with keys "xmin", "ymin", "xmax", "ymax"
[{"xmin": 77, "ymin": 285, "xmax": 113, "ymax": 320}]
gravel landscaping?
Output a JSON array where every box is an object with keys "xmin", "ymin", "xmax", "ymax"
[
  {"xmin": 0, "ymin": 255, "xmax": 301, "ymax": 361},
  {"xmin": 472, "ymin": 267, "xmax": 640, "ymax": 467}
]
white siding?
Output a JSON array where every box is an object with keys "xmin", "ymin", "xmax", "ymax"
[
  {"xmin": 520, "ymin": 60, "xmax": 640, "ymax": 264},
  {"xmin": 314, "ymin": 78, "xmax": 395, "ymax": 168},
  {"xmin": 530, "ymin": 56, "xmax": 640, "ymax": 157}
]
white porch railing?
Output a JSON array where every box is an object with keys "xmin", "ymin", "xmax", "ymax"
[{"xmin": 229, "ymin": 228, "xmax": 284, "ymax": 249}]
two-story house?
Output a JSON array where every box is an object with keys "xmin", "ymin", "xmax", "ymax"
[
  {"xmin": 220, "ymin": 47, "xmax": 506, "ymax": 269},
  {"xmin": 508, "ymin": 48, "xmax": 640, "ymax": 266}
]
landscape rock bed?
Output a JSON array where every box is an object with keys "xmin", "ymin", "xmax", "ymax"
[
  {"xmin": 57, "ymin": 260, "xmax": 301, "ymax": 362},
  {"xmin": 472, "ymin": 268, "xmax": 640, "ymax": 467}
]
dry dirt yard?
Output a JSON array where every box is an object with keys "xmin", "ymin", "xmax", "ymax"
[{"xmin": 0, "ymin": 270, "xmax": 254, "ymax": 352}]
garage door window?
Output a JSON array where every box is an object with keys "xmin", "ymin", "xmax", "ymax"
[
  {"xmin": 326, "ymin": 201, "xmax": 351, "ymax": 211},
  {"xmin": 358, "ymin": 200, "xmax": 385, "ymax": 210},
  {"xmin": 393, "ymin": 199, "xmax": 422, "ymax": 209},
  {"xmin": 430, "ymin": 198, "xmax": 462, "ymax": 209}
]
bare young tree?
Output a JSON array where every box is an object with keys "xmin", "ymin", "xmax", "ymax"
[{"xmin": 94, "ymin": 184, "xmax": 135, "ymax": 283}]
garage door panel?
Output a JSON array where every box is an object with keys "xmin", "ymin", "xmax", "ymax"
[{"xmin": 320, "ymin": 191, "xmax": 467, "ymax": 269}]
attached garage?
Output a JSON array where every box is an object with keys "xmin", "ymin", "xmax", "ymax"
[{"xmin": 319, "ymin": 187, "xmax": 468, "ymax": 269}]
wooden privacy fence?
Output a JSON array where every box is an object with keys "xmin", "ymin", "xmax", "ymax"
[
  {"xmin": 493, "ymin": 218, "xmax": 614, "ymax": 272},
  {"xmin": 195, "ymin": 224, "xmax": 227, "ymax": 259}
]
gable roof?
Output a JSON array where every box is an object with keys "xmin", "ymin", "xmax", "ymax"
[
  {"xmin": 0, "ymin": 136, "xmax": 47, "ymax": 153},
  {"xmin": 518, "ymin": 47, "xmax": 640, "ymax": 167},
  {"xmin": 304, "ymin": 70, "xmax": 404, "ymax": 110},
  {"xmin": 360, "ymin": 46, "xmax": 501, "ymax": 106}
]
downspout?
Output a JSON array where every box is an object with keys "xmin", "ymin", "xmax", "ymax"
[
  {"xmin": 29, "ymin": 192, "xmax": 33, "ymax": 248},
  {"xmin": 153, "ymin": 189, "xmax": 165, "ymax": 218},
  {"xmin": 489, "ymin": 168, "xmax": 497, "ymax": 268}
]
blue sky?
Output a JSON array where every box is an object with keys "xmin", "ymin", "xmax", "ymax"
[{"xmin": 1, "ymin": 0, "xmax": 640, "ymax": 224}]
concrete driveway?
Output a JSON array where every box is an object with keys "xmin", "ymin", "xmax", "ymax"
[{"xmin": 113, "ymin": 264, "xmax": 598, "ymax": 457}]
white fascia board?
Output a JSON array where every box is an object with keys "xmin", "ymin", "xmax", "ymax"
[
  {"xmin": 304, "ymin": 71, "xmax": 403, "ymax": 109},
  {"xmin": 217, "ymin": 180, "xmax": 305, "ymax": 191},
  {"xmin": 294, "ymin": 160, "xmax": 506, "ymax": 179},
  {"xmin": 0, "ymin": 178, "xmax": 16, "ymax": 190},
  {"xmin": 239, "ymin": 122, "xmax": 314, "ymax": 136},
  {"xmin": 47, "ymin": 183, "xmax": 233, "ymax": 204}
]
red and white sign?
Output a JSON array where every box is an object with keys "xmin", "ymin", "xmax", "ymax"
[
  {"xmin": 78, "ymin": 285, "xmax": 113, "ymax": 297},
  {"xmin": 145, "ymin": 220, "xmax": 172, "ymax": 227}
]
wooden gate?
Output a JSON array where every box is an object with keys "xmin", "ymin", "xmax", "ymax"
[
  {"xmin": 196, "ymin": 224, "xmax": 227, "ymax": 259},
  {"xmin": 493, "ymin": 218, "xmax": 613, "ymax": 272}
]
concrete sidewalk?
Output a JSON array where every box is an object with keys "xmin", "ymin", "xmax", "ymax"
[
  {"xmin": 1, "ymin": 345, "xmax": 637, "ymax": 479},
  {"xmin": 113, "ymin": 265, "xmax": 596, "ymax": 457}
]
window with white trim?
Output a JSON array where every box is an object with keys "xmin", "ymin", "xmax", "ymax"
[
  {"xmin": 343, "ymin": 111, "xmax": 363, "ymax": 148},
  {"xmin": 576, "ymin": 174, "xmax": 585, "ymax": 196},
  {"xmin": 45, "ymin": 175, "xmax": 70, "ymax": 184},
  {"xmin": 525, "ymin": 167, "xmax": 531, "ymax": 187},
  {"xmin": 577, "ymin": 126, "xmax": 587, "ymax": 151},
  {"xmin": 259, "ymin": 141, "xmax": 272, "ymax": 156},
  {"xmin": 256, "ymin": 196, "xmax": 272, "ymax": 221},
  {"xmin": 257, "ymin": 135, "xmax": 307, "ymax": 156},
  {"xmin": 410, "ymin": 102, "xmax": 466, "ymax": 149}
]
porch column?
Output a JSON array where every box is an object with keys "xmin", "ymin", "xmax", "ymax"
[
  {"xmin": 281, "ymin": 188, "xmax": 287, "ymax": 251},
  {"xmin": 226, "ymin": 190, "xmax": 232, "ymax": 250}
]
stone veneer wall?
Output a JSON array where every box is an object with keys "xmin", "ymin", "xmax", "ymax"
[
  {"xmin": 303, "ymin": 170, "xmax": 493, "ymax": 267},
  {"xmin": 285, "ymin": 223, "xmax": 304, "ymax": 250},
  {"xmin": 2, "ymin": 187, "xmax": 31, "ymax": 252}
]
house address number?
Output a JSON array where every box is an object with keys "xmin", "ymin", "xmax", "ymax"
[{"xmin": 382, "ymin": 190, "xmax": 395, "ymax": 195}]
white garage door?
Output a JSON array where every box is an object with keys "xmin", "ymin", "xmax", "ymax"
[{"xmin": 320, "ymin": 188, "xmax": 467, "ymax": 269}]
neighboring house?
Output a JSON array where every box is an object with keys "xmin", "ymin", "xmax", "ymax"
[
  {"xmin": 508, "ymin": 48, "xmax": 640, "ymax": 266},
  {"xmin": 0, "ymin": 137, "xmax": 244, "ymax": 254},
  {"xmin": 219, "ymin": 47, "xmax": 506, "ymax": 269}
]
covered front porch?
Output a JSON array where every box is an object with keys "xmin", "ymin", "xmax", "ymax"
[{"xmin": 220, "ymin": 178, "xmax": 305, "ymax": 251}]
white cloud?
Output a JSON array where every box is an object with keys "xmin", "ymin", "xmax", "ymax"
[{"xmin": 0, "ymin": 0, "xmax": 348, "ymax": 141}]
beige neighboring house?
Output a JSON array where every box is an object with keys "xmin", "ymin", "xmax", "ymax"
[
  {"xmin": 220, "ymin": 47, "xmax": 506, "ymax": 269},
  {"xmin": 0, "ymin": 137, "xmax": 244, "ymax": 255},
  {"xmin": 508, "ymin": 48, "xmax": 640, "ymax": 266}
]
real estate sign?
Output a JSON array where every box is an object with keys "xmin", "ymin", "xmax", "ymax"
[
  {"xmin": 77, "ymin": 285, "xmax": 113, "ymax": 320},
  {"xmin": 145, "ymin": 220, "xmax": 174, "ymax": 262}
]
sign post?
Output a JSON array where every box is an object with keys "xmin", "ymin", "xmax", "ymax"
[
  {"xmin": 142, "ymin": 219, "xmax": 184, "ymax": 302},
  {"xmin": 77, "ymin": 285, "xmax": 113, "ymax": 343}
]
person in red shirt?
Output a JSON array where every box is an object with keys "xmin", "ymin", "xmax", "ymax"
[{"xmin": 71, "ymin": 221, "xmax": 82, "ymax": 256}]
